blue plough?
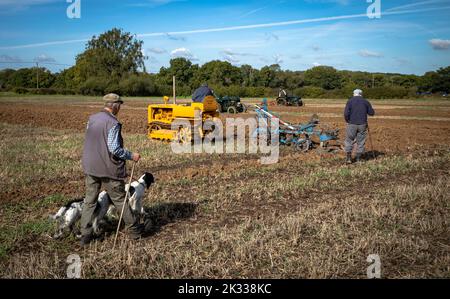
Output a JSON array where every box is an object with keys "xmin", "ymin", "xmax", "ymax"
[{"xmin": 253, "ymin": 104, "xmax": 341, "ymax": 152}]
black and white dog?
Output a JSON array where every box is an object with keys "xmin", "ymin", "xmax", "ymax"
[{"xmin": 50, "ymin": 172, "xmax": 154, "ymax": 239}]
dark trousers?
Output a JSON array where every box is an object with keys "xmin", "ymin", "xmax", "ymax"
[
  {"xmin": 344, "ymin": 123, "xmax": 368, "ymax": 155},
  {"xmin": 80, "ymin": 175, "xmax": 139, "ymax": 236}
]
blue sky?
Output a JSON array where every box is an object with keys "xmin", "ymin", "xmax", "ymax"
[{"xmin": 0, "ymin": 0, "xmax": 450, "ymax": 75}]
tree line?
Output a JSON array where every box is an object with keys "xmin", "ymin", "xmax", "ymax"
[{"xmin": 1, "ymin": 28, "xmax": 449, "ymax": 99}]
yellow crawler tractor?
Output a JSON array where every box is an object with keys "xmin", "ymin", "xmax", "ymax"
[{"xmin": 147, "ymin": 95, "xmax": 220, "ymax": 144}]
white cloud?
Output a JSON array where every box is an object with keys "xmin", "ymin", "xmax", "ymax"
[
  {"xmin": 147, "ymin": 47, "xmax": 167, "ymax": 54},
  {"xmin": 0, "ymin": 54, "xmax": 23, "ymax": 62},
  {"xmin": 259, "ymin": 55, "xmax": 283, "ymax": 65},
  {"xmin": 429, "ymin": 38, "xmax": 450, "ymax": 50},
  {"xmin": 358, "ymin": 49, "xmax": 383, "ymax": 58},
  {"xmin": 239, "ymin": 6, "xmax": 269, "ymax": 18},
  {"xmin": 165, "ymin": 33, "xmax": 186, "ymax": 41},
  {"xmin": 222, "ymin": 54, "xmax": 240, "ymax": 64},
  {"xmin": 274, "ymin": 54, "xmax": 283, "ymax": 65},
  {"xmin": 170, "ymin": 48, "xmax": 198, "ymax": 61},
  {"xmin": 221, "ymin": 49, "xmax": 260, "ymax": 64},
  {"xmin": 0, "ymin": 0, "xmax": 58, "ymax": 12},
  {"xmin": 4, "ymin": 6, "xmax": 450, "ymax": 49},
  {"xmin": 0, "ymin": 0, "xmax": 56, "ymax": 6},
  {"xmin": 393, "ymin": 57, "xmax": 411, "ymax": 66},
  {"xmin": 147, "ymin": 56, "xmax": 159, "ymax": 64},
  {"xmin": 265, "ymin": 32, "xmax": 280, "ymax": 42},
  {"xmin": 222, "ymin": 49, "xmax": 258, "ymax": 57},
  {"xmin": 313, "ymin": 62, "xmax": 321, "ymax": 67},
  {"xmin": 34, "ymin": 54, "xmax": 56, "ymax": 63}
]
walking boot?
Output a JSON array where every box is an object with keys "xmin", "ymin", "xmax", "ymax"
[
  {"xmin": 128, "ymin": 224, "xmax": 144, "ymax": 240},
  {"xmin": 355, "ymin": 154, "xmax": 362, "ymax": 163}
]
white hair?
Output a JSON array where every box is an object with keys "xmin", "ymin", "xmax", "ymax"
[{"xmin": 353, "ymin": 89, "xmax": 363, "ymax": 96}]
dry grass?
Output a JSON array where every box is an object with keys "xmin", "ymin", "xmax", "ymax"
[
  {"xmin": 0, "ymin": 94, "xmax": 449, "ymax": 278},
  {"xmin": 0, "ymin": 120, "xmax": 448, "ymax": 278}
]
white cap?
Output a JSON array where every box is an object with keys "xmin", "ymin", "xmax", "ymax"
[{"xmin": 353, "ymin": 89, "xmax": 363, "ymax": 96}]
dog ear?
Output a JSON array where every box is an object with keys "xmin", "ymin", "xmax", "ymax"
[{"xmin": 144, "ymin": 173, "xmax": 155, "ymax": 189}]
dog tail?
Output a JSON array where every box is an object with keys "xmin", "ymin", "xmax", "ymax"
[
  {"xmin": 49, "ymin": 206, "xmax": 67, "ymax": 220},
  {"xmin": 49, "ymin": 197, "xmax": 84, "ymax": 221}
]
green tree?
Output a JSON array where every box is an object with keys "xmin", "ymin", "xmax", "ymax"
[
  {"xmin": 53, "ymin": 66, "xmax": 78, "ymax": 90},
  {"xmin": 258, "ymin": 64, "xmax": 281, "ymax": 88},
  {"xmin": 240, "ymin": 64, "xmax": 257, "ymax": 87},
  {"xmin": 74, "ymin": 28, "xmax": 146, "ymax": 82},
  {"xmin": 432, "ymin": 66, "xmax": 450, "ymax": 93},
  {"xmin": 391, "ymin": 74, "xmax": 419, "ymax": 88},
  {"xmin": 158, "ymin": 58, "xmax": 197, "ymax": 87},
  {"xmin": 349, "ymin": 72, "xmax": 372, "ymax": 88},
  {"xmin": 0, "ymin": 69, "xmax": 16, "ymax": 89},
  {"xmin": 283, "ymin": 70, "xmax": 304, "ymax": 90},
  {"xmin": 304, "ymin": 66, "xmax": 343, "ymax": 90},
  {"xmin": 8, "ymin": 67, "xmax": 54, "ymax": 88},
  {"xmin": 194, "ymin": 60, "xmax": 241, "ymax": 87}
]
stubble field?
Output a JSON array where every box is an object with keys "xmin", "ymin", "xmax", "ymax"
[{"xmin": 0, "ymin": 94, "xmax": 449, "ymax": 278}]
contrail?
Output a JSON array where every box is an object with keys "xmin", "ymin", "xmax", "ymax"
[
  {"xmin": 1, "ymin": 5, "xmax": 449, "ymax": 50},
  {"xmin": 386, "ymin": 0, "xmax": 447, "ymax": 12}
]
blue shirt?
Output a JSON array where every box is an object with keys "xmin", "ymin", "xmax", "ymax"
[
  {"xmin": 192, "ymin": 85, "xmax": 213, "ymax": 103},
  {"xmin": 344, "ymin": 96, "xmax": 375, "ymax": 125},
  {"xmin": 107, "ymin": 123, "xmax": 132, "ymax": 160}
]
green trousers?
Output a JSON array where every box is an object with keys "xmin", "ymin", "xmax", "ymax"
[{"xmin": 80, "ymin": 175, "xmax": 140, "ymax": 237}]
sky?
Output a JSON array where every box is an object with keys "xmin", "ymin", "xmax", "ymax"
[{"xmin": 0, "ymin": 0, "xmax": 450, "ymax": 75}]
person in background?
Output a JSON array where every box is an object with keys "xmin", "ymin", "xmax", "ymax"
[
  {"xmin": 278, "ymin": 88, "xmax": 287, "ymax": 98},
  {"xmin": 344, "ymin": 89, "xmax": 375, "ymax": 164},
  {"xmin": 192, "ymin": 83, "xmax": 214, "ymax": 103}
]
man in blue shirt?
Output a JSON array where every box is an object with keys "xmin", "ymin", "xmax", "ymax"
[
  {"xmin": 344, "ymin": 89, "xmax": 375, "ymax": 164},
  {"xmin": 192, "ymin": 83, "xmax": 214, "ymax": 103}
]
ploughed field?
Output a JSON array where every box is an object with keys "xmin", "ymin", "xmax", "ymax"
[{"xmin": 0, "ymin": 94, "xmax": 449, "ymax": 278}]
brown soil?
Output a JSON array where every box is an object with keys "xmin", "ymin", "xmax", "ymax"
[{"xmin": 1, "ymin": 101, "xmax": 449, "ymax": 151}]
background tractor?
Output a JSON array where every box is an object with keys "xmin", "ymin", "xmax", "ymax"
[
  {"xmin": 215, "ymin": 95, "xmax": 247, "ymax": 114},
  {"xmin": 276, "ymin": 89, "xmax": 303, "ymax": 107}
]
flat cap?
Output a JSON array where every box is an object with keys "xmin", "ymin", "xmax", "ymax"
[{"xmin": 103, "ymin": 93, "xmax": 123, "ymax": 104}]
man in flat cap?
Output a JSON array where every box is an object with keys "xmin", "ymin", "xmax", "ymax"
[{"xmin": 80, "ymin": 93, "xmax": 142, "ymax": 245}]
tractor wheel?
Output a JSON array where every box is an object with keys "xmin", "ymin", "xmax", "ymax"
[
  {"xmin": 295, "ymin": 139, "xmax": 311, "ymax": 152},
  {"xmin": 239, "ymin": 104, "xmax": 247, "ymax": 113},
  {"xmin": 177, "ymin": 127, "xmax": 193, "ymax": 144},
  {"xmin": 148, "ymin": 123, "xmax": 162, "ymax": 135},
  {"xmin": 277, "ymin": 98, "xmax": 287, "ymax": 106},
  {"xmin": 227, "ymin": 106, "xmax": 237, "ymax": 114}
]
